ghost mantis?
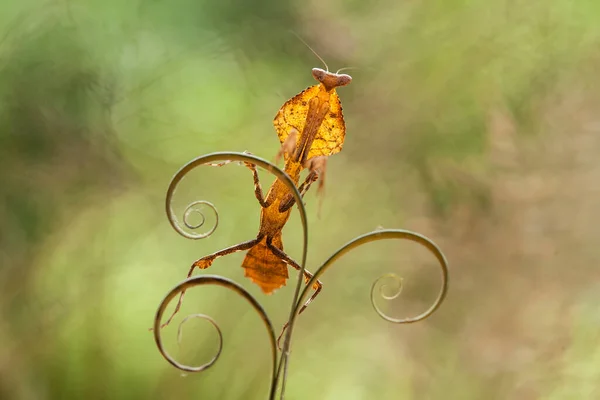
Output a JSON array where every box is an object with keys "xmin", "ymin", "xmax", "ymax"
[{"xmin": 161, "ymin": 67, "xmax": 352, "ymax": 340}]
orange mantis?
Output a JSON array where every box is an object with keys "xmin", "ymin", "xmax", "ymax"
[{"xmin": 161, "ymin": 66, "xmax": 352, "ymax": 329}]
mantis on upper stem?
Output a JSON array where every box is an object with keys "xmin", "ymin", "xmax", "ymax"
[{"xmin": 161, "ymin": 67, "xmax": 352, "ymax": 342}]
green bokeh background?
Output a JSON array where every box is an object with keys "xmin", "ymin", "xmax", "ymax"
[{"xmin": 1, "ymin": 1, "xmax": 599, "ymax": 399}]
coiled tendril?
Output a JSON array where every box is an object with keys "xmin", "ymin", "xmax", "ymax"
[
  {"xmin": 289, "ymin": 229, "xmax": 448, "ymax": 329},
  {"xmin": 182, "ymin": 200, "xmax": 218, "ymax": 234},
  {"xmin": 373, "ymin": 273, "xmax": 403, "ymax": 301},
  {"xmin": 153, "ymin": 275, "xmax": 277, "ymax": 397},
  {"xmin": 166, "ymin": 167, "xmax": 220, "ymax": 240},
  {"xmin": 176, "ymin": 313, "xmax": 223, "ymax": 369}
]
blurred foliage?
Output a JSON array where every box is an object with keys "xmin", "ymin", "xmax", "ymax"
[{"xmin": 1, "ymin": 0, "xmax": 599, "ymax": 399}]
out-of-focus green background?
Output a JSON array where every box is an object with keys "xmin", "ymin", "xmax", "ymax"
[{"xmin": 2, "ymin": 1, "xmax": 599, "ymax": 399}]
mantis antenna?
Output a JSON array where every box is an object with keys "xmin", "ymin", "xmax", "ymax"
[
  {"xmin": 335, "ymin": 67, "xmax": 359, "ymax": 74},
  {"xmin": 290, "ymin": 31, "xmax": 330, "ymax": 72}
]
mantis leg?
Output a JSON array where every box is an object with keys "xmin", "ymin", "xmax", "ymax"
[
  {"xmin": 265, "ymin": 238, "xmax": 323, "ymax": 314},
  {"xmin": 267, "ymin": 237, "xmax": 323, "ymax": 349},
  {"xmin": 208, "ymin": 152, "xmax": 268, "ymax": 208},
  {"xmin": 159, "ymin": 237, "xmax": 262, "ymax": 329},
  {"xmin": 304, "ymin": 156, "xmax": 327, "ymax": 196},
  {"xmin": 275, "ymin": 128, "xmax": 298, "ymax": 165},
  {"xmin": 278, "ymin": 171, "xmax": 319, "ymax": 213},
  {"xmin": 246, "ymin": 162, "xmax": 269, "ymax": 208},
  {"xmin": 278, "ymin": 156, "xmax": 328, "ymax": 213}
]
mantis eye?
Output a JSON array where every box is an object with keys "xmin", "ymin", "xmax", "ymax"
[
  {"xmin": 336, "ymin": 74, "xmax": 352, "ymax": 87},
  {"xmin": 311, "ymin": 68, "xmax": 327, "ymax": 82}
]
